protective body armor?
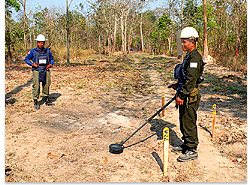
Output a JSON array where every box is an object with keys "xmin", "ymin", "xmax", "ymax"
[
  {"xmin": 34, "ymin": 48, "xmax": 49, "ymax": 82},
  {"xmin": 174, "ymin": 51, "xmax": 205, "ymax": 96},
  {"xmin": 174, "ymin": 54, "xmax": 189, "ymax": 95}
]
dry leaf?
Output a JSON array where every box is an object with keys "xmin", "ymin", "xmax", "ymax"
[
  {"xmin": 44, "ymin": 177, "xmax": 54, "ymax": 182},
  {"xmin": 129, "ymin": 122, "xmax": 135, "ymax": 126},
  {"xmin": 47, "ymin": 152, "xmax": 60, "ymax": 159}
]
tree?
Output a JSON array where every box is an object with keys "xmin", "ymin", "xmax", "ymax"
[
  {"xmin": 6, "ymin": 0, "xmax": 20, "ymax": 15},
  {"xmin": 140, "ymin": 10, "xmax": 156, "ymax": 52},
  {"xmin": 88, "ymin": 0, "xmax": 115, "ymax": 55},
  {"xmin": 88, "ymin": 0, "xmax": 143, "ymax": 55},
  {"xmin": 5, "ymin": 0, "xmax": 21, "ymax": 62},
  {"xmin": 5, "ymin": 0, "xmax": 247, "ymax": 71},
  {"xmin": 66, "ymin": 0, "xmax": 74, "ymax": 64},
  {"xmin": 208, "ymin": 0, "xmax": 246, "ymax": 69},
  {"xmin": 17, "ymin": 0, "xmax": 27, "ymax": 50},
  {"xmin": 149, "ymin": 14, "xmax": 172, "ymax": 54}
]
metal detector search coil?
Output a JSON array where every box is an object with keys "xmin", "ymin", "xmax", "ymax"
[{"xmin": 109, "ymin": 143, "xmax": 124, "ymax": 154}]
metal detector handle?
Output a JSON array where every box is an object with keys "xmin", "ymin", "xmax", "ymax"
[
  {"xmin": 147, "ymin": 95, "xmax": 176, "ymax": 122},
  {"xmin": 120, "ymin": 95, "xmax": 176, "ymax": 145}
]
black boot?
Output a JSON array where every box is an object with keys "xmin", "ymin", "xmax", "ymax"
[
  {"xmin": 45, "ymin": 96, "xmax": 52, "ymax": 106},
  {"xmin": 177, "ymin": 149, "xmax": 198, "ymax": 162},
  {"xmin": 34, "ymin": 99, "xmax": 40, "ymax": 109},
  {"xmin": 171, "ymin": 144, "xmax": 188, "ymax": 154}
]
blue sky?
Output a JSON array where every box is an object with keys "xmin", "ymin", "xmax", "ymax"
[
  {"xmin": 26, "ymin": 0, "xmax": 86, "ymax": 10},
  {"xmin": 24, "ymin": 0, "xmax": 166, "ymax": 13}
]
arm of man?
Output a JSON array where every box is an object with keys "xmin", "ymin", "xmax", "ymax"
[
  {"xmin": 46, "ymin": 49, "xmax": 54, "ymax": 69},
  {"xmin": 48, "ymin": 49, "xmax": 54, "ymax": 65},
  {"xmin": 24, "ymin": 49, "xmax": 36, "ymax": 66}
]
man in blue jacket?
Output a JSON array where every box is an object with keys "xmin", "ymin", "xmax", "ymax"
[{"xmin": 24, "ymin": 34, "xmax": 54, "ymax": 109}]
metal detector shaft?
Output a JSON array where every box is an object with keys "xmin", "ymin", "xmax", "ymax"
[{"xmin": 120, "ymin": 95, "xmax": 176, "ymax": 145}]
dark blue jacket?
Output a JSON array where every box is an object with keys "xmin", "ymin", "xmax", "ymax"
[
  {"xmin": 24, "ymin": 47, "xmax": 54, "ymax": 69},
  {"xmin": 174, "ymin": 53, "xmax": 189, "ymax": 95}
]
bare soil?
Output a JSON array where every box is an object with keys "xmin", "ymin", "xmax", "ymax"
[{"xmin": 5, "ymin": 53, "xmax": 247, "ymax": 182}]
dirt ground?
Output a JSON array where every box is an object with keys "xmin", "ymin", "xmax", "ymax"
[{"xmin": 5, "ymin": 53, "xmax": 247, "ymax": 182}]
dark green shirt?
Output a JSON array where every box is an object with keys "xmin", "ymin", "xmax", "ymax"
[{"xmin": 179, "ymin": 49, "xmax": 203, "ymax": 99}]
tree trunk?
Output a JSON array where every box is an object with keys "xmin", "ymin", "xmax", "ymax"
[
  {"xmin": 108, "ymin": 35, "xmax": 111, "ymax": 56},
  {"xmin": 113, "ymin": 15, "xmax": 117, "ymax": 52},
  {"xmin": 124, "ymin": 7, "xmax": 132, "ymax": 55},
  {"xmin": 121, "ymin": 12, "xmax": 125, "ymax": 55},
  {"xmin": 99, "ymin": 35, "xmax": 101, "ymax": 56},
  {"xmin": 203, "ymin": 0, "xmax": 208, "ymax": 60},
  {"xmin": 127, "ymin": 9, "xmax": 136, "ymax": 54},
  {"xmin": 140, "ymin": 13, "xmax": 145, "ymax": 52},
  {"xmin": 124, "ymin": 13, "xmax": 128, "ymax": 55},
  {"xmin": 66, "ymin": 0, "xmax": 70, "ymax": 64},
  {"xmin": 6, "ymin": 30, "xmax": 13, "ymax": 63},
  {"xmin": 23, "ymin": 0, "xmax": 27, "ymax": 50},
  {"xmin": 181, "ymin": 0, "xmax": 183, "ymax": 29},
  {"xmin": 168, "ymin": 38, "xmax": 171, "ymax": 55},
  {"xmin": 29, "ymin": 31, "xmax": 32, "ymax": 49}
]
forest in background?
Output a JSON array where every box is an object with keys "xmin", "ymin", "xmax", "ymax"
[{"xmin": 5, "ymin": 0, "xmax": 247, "ymax": 71}]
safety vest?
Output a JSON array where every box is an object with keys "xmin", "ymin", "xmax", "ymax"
[{"xmin": 35, "ymin": 48, "xmax": 49, "ymax": 82}]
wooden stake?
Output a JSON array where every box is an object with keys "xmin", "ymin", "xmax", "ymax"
[
  {"xmin": 162, "ymin": 93, "xmax": 165, "ymax": 116},
  {"xmin": 212, "ymin": 104, "xmax": 217, "ymax": 139},
  {"xmin": 163, "ymin": 127, "xmax": 169, "ymax": 177}
]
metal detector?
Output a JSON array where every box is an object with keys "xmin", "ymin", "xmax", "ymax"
[{"xmin": 109, "ymin": 95, "xmax": 176, "ymax": 154}]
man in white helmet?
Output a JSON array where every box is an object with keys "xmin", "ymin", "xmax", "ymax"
[
  {"xmin": 170, "ymin": 27, "xmax": 205, "ymax": 162},
  {"xmin": 24, "ymin": 34, "xmax": 54, "ymax": 109}
]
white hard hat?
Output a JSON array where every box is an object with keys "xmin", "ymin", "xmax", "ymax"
[
  {"xmin": 35, "ymin": 34, "xmax": 47, "ymax": 41},
  {"xmin": 180, "ymin": 27, "xmax": 199, "ymax": 39}
]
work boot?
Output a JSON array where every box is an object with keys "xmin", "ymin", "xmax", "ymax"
[
  {"xmin": 34, "ymin": 99, "xmax": 40, "ymax": 109},
  {"xmin": 171, "ymin": 144, "xmax": 188, "ymax": 154},
  {"xmin": 177, "ymin": 149, "xmax": 198, "ymax": 162},
  {"xmin": 45, "ymin": 96, "xmax": 53, "ymax": 106}
]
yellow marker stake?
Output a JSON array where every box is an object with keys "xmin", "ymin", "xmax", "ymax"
[
  {"xmin": 162, "ymin": 93, "xmax": 165, "ymax": 116},
  {"xmin": 163, "ymin": 127, "xmax": 169, "ymax": 176},
  {"xmin": 212, "ymin": 104, "xmax": 217, "ymax": 139}
]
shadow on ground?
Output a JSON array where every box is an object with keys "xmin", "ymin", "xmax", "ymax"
[
  {"xmin": 5, "ymin": 78, "xmax": 33, "ymax": 105},
  {"xmin": 39, "ymin": 93, "xmax": 62, "ymax": 106},
  {"xmin": 123, "ymin": 119, "xmax": 183, "ymax": 150}
]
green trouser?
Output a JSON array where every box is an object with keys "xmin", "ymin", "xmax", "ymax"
[
  {"xmin": 179, "ymin": 93, "xmax": 201, "ymax": 149},
  {"xmin": 32, "ymin": 70, "xmax": 51, "ymax": 100}
]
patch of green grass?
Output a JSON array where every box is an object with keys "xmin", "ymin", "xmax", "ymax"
[
  {"xmin": 213, "ymin": 87, "xmax": 221, "ymax": 92},
  {"xmin": 92, "ymin": 96, "xmax": 102, "ymax": 99},
  {"xmin": 74, "ymin": 93, "xmax": 82, "ymax": 96},
  {"xmin": 23, "ymin": 127, "xmax": 29, "ymax": 132},
  {"xmin": 7, "ymin": 152, "xmax": 15, "ymax": 156},
  {"xmin": 238, "ymin": 89, "xmax": 245, "ymax": 93},
  {"xmin": 77, "ymin": 85, "xmax": 84, "ymax": 89},
  {"xmin": 227, "ymin": 86, "xmax": 245, "ymax": 94},
  {"xmin": 100, "ymin": 88, "xmax": 111, "ymax": 92}
]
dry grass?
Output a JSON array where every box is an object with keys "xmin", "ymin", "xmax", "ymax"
[
  {"xmin": 213, "ymin": 53, "xmax": 247, "ymax": 73},
  {"xmin": 52, "ymin": 46, "xmax": 95, "ymax": 62}
]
